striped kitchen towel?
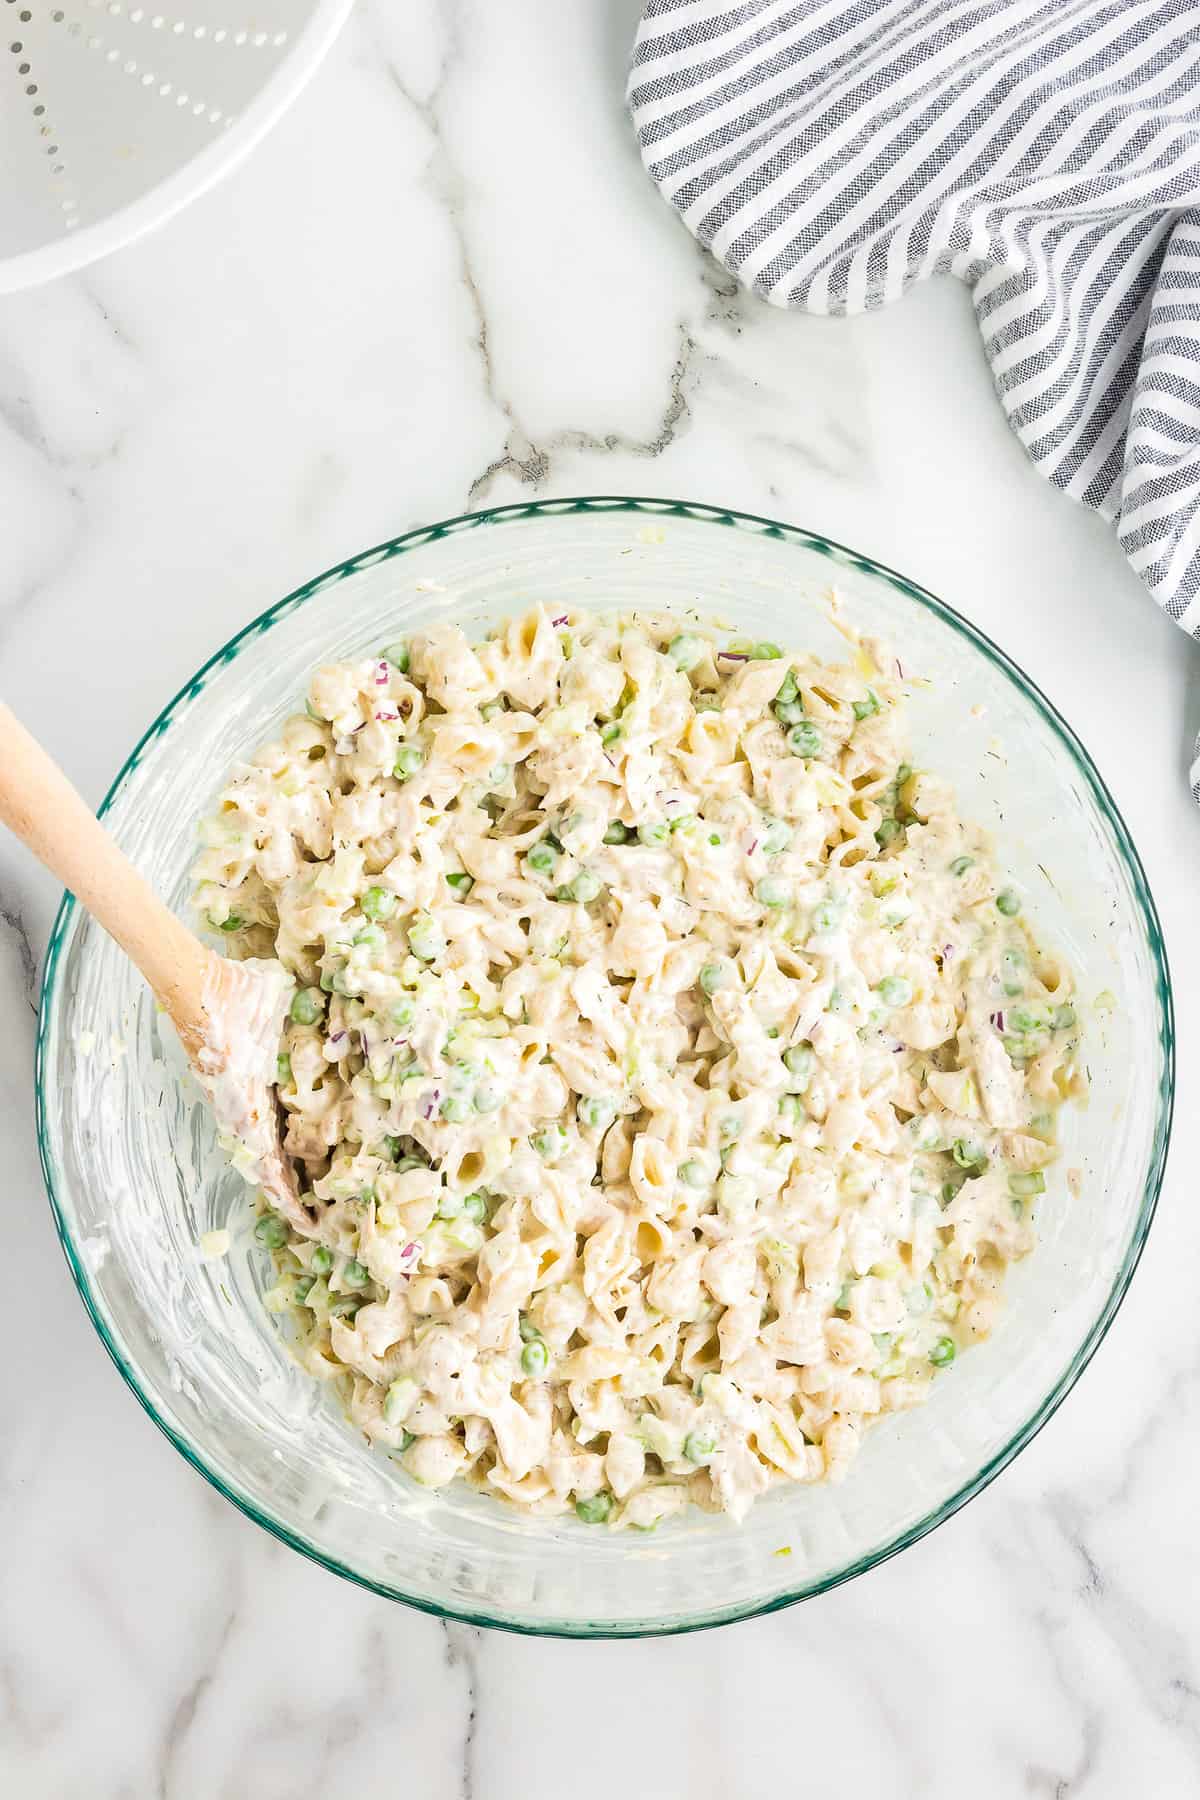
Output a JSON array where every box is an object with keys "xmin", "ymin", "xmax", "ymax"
[{"xmin": 629, "ymin": 0, "xmax": 1200, "ymax": 798}]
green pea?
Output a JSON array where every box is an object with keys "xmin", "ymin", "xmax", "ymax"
[
  {"xmin": 526, "ymin": 840, "xmax": 558, "ymax": 874},
  {"xmin": 439, "ymin": 1093, "xmax": 470, "ymax": 1123},
  {"xmin": 708, "ymin": 831, "xmax": 722, "ymax": 846},
  {"xmin": 577, "ymin": 1095, "xmax": 613, "ymax": 1130},
  {"xmin": 393, "ymin": 744, "xmax": 425, "ymax": 780},
  {"xmin": 1053, "ymin": 1003, "xmax": 1076, "ymax": 1030},
  {"xmin": 254, "ymin": 1214, "xmax": 287, "ymax": 1250},
  {"xmin": 531, "ymin": 1126, "xmax": 566, "ymax": 1161},
  {"xmin": 343, "ymin": 1258, "xmax": 369, "ymax": 1288},
  {"xmin": 407, "ymin": 915, "xmax": 444, "ymax": 961},
  {"xmin": 638, "ymin": 821, "xmax": 669, "ymax": 846},
  {"xmin": 602, "ymin": 821, "xmax": 631, "ymax": 844},
  {"xmin": 876, "ymin": 975, "xmax": 913, "ymax": 1007},
  {"xmin": 310, "ymin": 1245, "xmax": 333, "ymax": 1275},
  {"xmin": 667, "ymin": 633, "xmax": 704, "ymax": 671},
  {"xmin": 216, "ymin": 914, "xmax": 243, "ymax": 933},
  {"xmin": 679, "ymin": 1159, "xmax": 709, "ymax": 1188},
  {"xmin": 699, "ymin": 962, "xmax": 728, "ymax": 998},
  {"xmin": 362, "ymin": 886, "xmax": 397, "ymax": 921},
  {"xmin": 1008, "ymin": 1170, "xmax": 1046, "ymax": 1197},
  {"xmin": 950, "ymin": 855, "xmax": 974, "ymax": 877},
  {"xmin": 683, "ymin": 1430, "xmax": 716, "ymax": 1464},
  {"xmin": 294, "ymin": 1275, "xmax": 316, "ymax": 1304},
  {"xmin": 778, "ymin": 1094, "xmax": 806, "ymax": 1125},
  {"xmin": 600, "ymin": 722, "xmax": 622, "ymax": 744},
  {"xmin": 567, "ymin": 870, "xmax": 602, "ymax": 904},
  {"xmin": 488, "ymin": 762, "xmax": 511, "ymax": 789},
  {"xmin": 761, "ymin": 817, "xmax": 792, "ymax": 855},
  {"xmin": 1001, "ymin": 957, "xmax": 1026, "ymax": 1000},
  {"xmin": 995, "ymin": 889, "xmax": 1021, "ymax": 916},
  {"xmin": 876, "ymin": 818, "xmax": 902, "ymax": 847},
  {"xmin": 752, "ymin": 641, "xmax": 782, "ymax": 661},
  {"xmin": 774, "ymin": 670, "xmax": 799, "ymax": 707},
  {"xmin": 521, "ymin": 1338, "xmax": 550, "ymax": 1378},
  {"xmin": 575, "ymin": 1492, "xmax": 613, "ymax": 1524},
  {"xmin": 276, "ymin": 1053, "xmax": 292, "ymax": 1084},
  {"xmin": 329, "ymin": 1295, "xmax": 361, "ymax": 1320},
  {"xmin": 719, "ymin": 1114, "xmax": 742, "ymax": 1145},
  {"xmin": 290, "ymin": 987, "xmax": 323, "ymax": 1025},
  {"xmin": 382, "ymin": 641, "xmax": 410, "ymax": 673},
  {"xmin": 445, "ymin": 872, "xmax": 474, "ymax": 895},
  {"xmin": 461, "ymin": 1192, "xmax": 488, "ymax": 1224},
  {"xmin": 787, "ymin": 721, "xmax": 822, "ymax": 758},
  {"xmin": 473, "ymin": 1083, "xmax": 503, "ymax": 1114},
  {"xmin": 783, "ymin": 1043, "xmax": 813, "ymax": 1085},
  {"xmin": 929, "ymin": 1337, "xmax": 957, "ymax": 1367},
  {"xmin": 755, "ymin": 876, "xmax": 790, "ymax": 908},
  {"xmin": 437, "ymin": 1190, "xmax": 465, "ymax": 1221},
  {"xmin": 773, "ymin": 700, "xmax": 806, "ymax": 726},
  {"xmin": 518, "ymin": 1313, "xmax": 541, "ymax": 1343},
  {"xmin": 812, "ymin": 900, "xmax": 841, "ymax": 934},
  {"xmin": 941, "ymin": 1181, "xmax": 960, "ymax": 1207},
  {"xmin": 852, "ymin": 690, "xmax": 880, "ymax": 721}
]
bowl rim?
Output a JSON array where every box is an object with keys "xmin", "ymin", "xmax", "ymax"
[{"xmin": 35, "ymin": 495, "xmax": 1175, "ymax": 1637}]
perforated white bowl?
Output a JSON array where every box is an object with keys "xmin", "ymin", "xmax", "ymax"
[{"xmin": 1, "ymin": 0, "xmax": 353, "ymax": 293}]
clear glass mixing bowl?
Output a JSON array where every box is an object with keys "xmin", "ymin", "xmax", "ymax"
[{"xmin": 36, "ymin": 498, "xmax": 1173, "ymax": 1636}]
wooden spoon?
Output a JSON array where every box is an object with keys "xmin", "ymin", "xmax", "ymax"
[{"xmin": 0, "ymin": 702, "xmax": 312, "ymax": 1232}]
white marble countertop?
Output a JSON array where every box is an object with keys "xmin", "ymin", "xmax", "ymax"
[{"xmin": 2, "ymin": 2, "xmax": 1199, "ymax": 1794}]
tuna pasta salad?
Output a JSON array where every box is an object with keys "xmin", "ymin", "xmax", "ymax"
[{"xmin": 192, "ymin": 606, "xmax": 1083, "ymax": 1529}]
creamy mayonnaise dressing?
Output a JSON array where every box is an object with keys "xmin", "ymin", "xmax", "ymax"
[
  {"xmin": 194, "ymin": 955, "xmax": 310, "ymax": 1231},
  {"xmin": 191, "ymin": 607, "xmax": 1082, "ymax": 1527}
]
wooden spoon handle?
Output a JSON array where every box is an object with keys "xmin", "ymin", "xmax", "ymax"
[{"xmin": 0, "ymin": 702, "xmax": 212, "ymax": 1036}]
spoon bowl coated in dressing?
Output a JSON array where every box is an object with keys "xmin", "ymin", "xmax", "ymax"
[{"xmin": 0, "ymin": 701, "xmax": 300, "ymax": 1222}]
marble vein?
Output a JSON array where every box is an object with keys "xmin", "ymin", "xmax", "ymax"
[
  {"xmin": 0, "ymin": 889, "xmax": 38, "ymax": 1016},
  {"xmin": 465, "ymin": 323, "xmax": 697, "ymax": 506},
  {"xmin": 368, "ymin": 1, "xmax": 701, "ymax": 512},
  {"xmin": 442, "ymin": 1621, "xmax": 480, "ymax": 1800},
  {"xmin": 156, "ymin": 1596, "xmax": 238, "ymax": 1800}
]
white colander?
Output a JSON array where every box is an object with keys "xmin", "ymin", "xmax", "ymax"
[{"xmin": 1, "ymin": 0, "xmax": 353, "ymax": 293}]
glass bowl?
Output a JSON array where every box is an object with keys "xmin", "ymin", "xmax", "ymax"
[{"xmin": 36, "ymin": 498, "xmax": 1173, "ymax": 1637}]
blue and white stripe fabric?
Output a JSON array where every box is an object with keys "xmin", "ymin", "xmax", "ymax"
[{"xmin": 629, "ymin": 0, "xmax": 1200, "ymax": 798}]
